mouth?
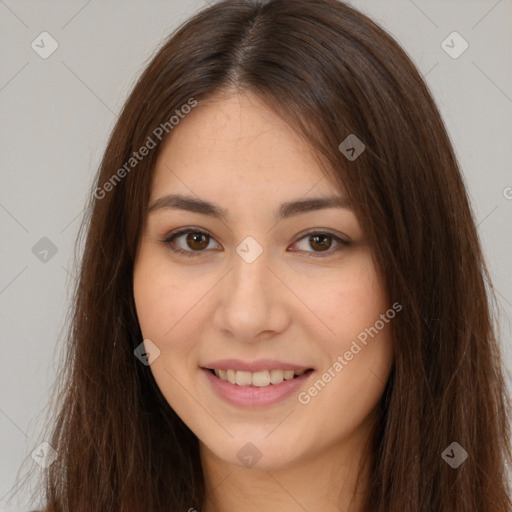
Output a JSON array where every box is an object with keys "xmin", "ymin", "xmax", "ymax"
[
  {"xmin": 204, "ymin": 367, "xmax": 315, "ymax": 387},
  {"xmin": 201, "ymin": 366, "xmax": 316, "ymax": 408}
]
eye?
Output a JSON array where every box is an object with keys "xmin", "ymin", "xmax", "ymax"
[
  {"xmin": 290, "ymin": 230, "xmax": 351, "ymax": 257},
  {"xmin": 162, "ymin": 228, "xmax": 220, "ymax": 258},
  {"xmin": 161, "ymin": 228, "xmax": 351, "ymax": 258}
]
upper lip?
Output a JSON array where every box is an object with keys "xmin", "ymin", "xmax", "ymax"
[{"xmin": 202, "ymin": 359, "xmax": 313, "ymax": 373}]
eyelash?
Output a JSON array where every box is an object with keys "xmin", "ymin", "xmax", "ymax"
[{"xmin": 161, "ymin": 228, "xmax": 351, "ymax": 259}]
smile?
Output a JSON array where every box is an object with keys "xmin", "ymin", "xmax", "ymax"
[
  {"xmin": 209, "ymin": 368, "xmax": 312, "ymax": 387},
  {"xmin": 201, "ymin": 367, "xmax": 315, "ymax": 408}
]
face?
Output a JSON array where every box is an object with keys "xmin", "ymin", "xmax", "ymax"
[{"xmin": 133, "ymin": 90, "xmax": 395, "ymax": 471}]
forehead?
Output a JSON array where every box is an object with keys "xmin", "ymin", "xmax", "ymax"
[{"xmin": 150, "ymin": 91, "xmax": 338, "ymax": 199}]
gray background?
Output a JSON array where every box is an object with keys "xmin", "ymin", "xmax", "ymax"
[{"xmin": 1, "ymin": 0, "xmax": 511, "ymax": 510}]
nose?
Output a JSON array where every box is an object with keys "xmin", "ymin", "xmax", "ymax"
[{"xmin": 213, "ymin": 246, "xmax": 290, "ymax": 343}]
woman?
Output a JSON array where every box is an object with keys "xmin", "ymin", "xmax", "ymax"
[{"xmin": 20, "ymin": 0, "xmax": 512, "ymax": 510}]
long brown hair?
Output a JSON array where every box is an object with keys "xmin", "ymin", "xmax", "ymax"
[{"xmin": 13, "ymin": 0, "xmax": 511, "ymax": 510}]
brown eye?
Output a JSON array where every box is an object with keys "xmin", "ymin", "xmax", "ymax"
[
  {"xmin": 185, "ymin": 232, "xmax": 209, "ymax": 250},
  {"xmin": 308, "ymin": 234, "xmax": 333, "ymax": 252},
  {"xmin": 162, "ymin": 228, "xmax": 219, "ymax": 258},
  {"xmin": 291, "ymin": 230, "xmax": 350, "ymax": 258}
]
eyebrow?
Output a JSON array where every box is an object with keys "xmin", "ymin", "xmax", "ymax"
[{"xmin": 147, "ymin": 193, "xmax": 352, "ymax": 221}]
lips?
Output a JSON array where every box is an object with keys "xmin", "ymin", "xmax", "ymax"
[{"xmin": 201, "ymin": 366, "xmax": 315, "ymax": 408}]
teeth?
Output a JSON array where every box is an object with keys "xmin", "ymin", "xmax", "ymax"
[
  {"xmin": 226, "ymin": 369, "xmax": 236, "ymax": 385},
  {"xmin": 270, "ymin": 369, "xmax": 285, "ymax": 384},
  {"xmin": 212, "ymin": 368, "xmax": 309, "ymax": 387},
  {"xmin": 235, "ymin": 371, "xmax": 252, "ymax": 386},
  {"xmin": 252, "ymin": 371, "xmax": 271, "ymax": 387}
]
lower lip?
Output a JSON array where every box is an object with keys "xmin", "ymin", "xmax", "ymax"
[{"xmin": 201, "ymin": 368, "xmax": 314, "ymax": 408}]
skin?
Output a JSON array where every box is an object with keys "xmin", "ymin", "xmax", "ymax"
[{"xmin": 133, "ymin": 89, "xmax": 395, "ymax": 512}]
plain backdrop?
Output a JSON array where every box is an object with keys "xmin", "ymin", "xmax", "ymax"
[{"xmin": 1, "ymin": 1, "xmax": 511, "ymax": 510}]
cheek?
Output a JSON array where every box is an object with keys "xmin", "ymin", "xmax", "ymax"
[
  {"xmin": 133, "ymin": 260, "xmax": 167, "ymax": 340},
  {"xmin": 305, "ymin": 251, "xmax": 394, "ymax": 401},
  {"xmin": 133, "ymin": 247, "xmax": 189, "ymax": 338},
  {"xmin": 133, "ymin": 250, "xmax": 214, "ymax": 365},
  {"xmin": 311, "ymin": 253, "xmax": 388, "ymax": 343},
  {"xmin": 133, "ymin": 254, "xmax": 201, "ymax": 409},
  {"xmin": 302, "ymin": 299, "xmax": 394, "ymax": 439}
]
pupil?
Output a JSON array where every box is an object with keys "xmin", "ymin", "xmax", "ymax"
[
  {"xmin": 188, "ymin": 232, "xmax": 208, "ymax": 249},
  {"xmin": 312, "ymin": 234, "xmax": 330, "ymax": 251}
]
